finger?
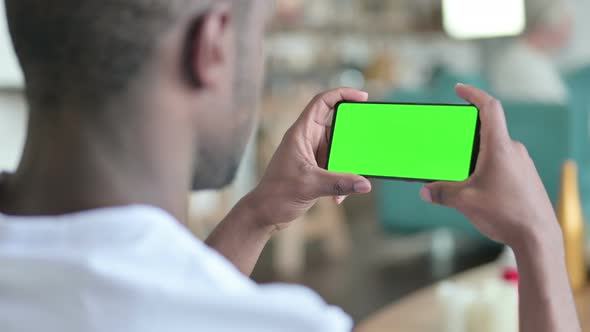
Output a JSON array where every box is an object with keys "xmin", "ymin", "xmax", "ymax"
[
  {"xmin": 301, "ymin": 88, "xmax": 369, "ymax": 125},
  {"xmin": 333, "ymin": 196, "xmax": 347, "ymax": 205},
  {"xmin": 316, "ymin": 134, "xmax": 329, "ymax": 168},
  {"xmin": 288, "ymin": 88, "xmax": 369, "ymax": 162},
  {"xmin": 456, "ymin": 83, "xmax": 495, "ymax": 106},
  {"xmin": 312, "ymin": 168, "xmax": 372, "ymax": 197},
  {"xmin": 512, "ymin": 140, "xmax": 527, "ymax": 153},
  {"xmin": 420, "ymin": 182, "xmax": 465, "ymax": 208},
  {"xmin": 456, "ymin": 84, "xmax": 510, "ymax": 142}
]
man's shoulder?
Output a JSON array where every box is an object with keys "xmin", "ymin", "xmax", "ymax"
[{"xmin": 0, "ymin": 202, "xmax": 352, "ymax": 332}]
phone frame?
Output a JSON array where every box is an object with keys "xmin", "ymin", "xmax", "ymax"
[{"xmin": 326, "ymin": 101, "xmax": 481, "ymax": 183}]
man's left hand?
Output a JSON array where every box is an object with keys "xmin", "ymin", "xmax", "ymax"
[{"xmin": 247, "ymin": 88, "xmax": 372, "ymax": 231}]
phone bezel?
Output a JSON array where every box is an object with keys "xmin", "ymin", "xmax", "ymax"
[{"xmin": 326, "ymin": 101, "xmax": 481, "ymax": 183}]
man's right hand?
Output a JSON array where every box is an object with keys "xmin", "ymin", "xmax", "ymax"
[{"xmin": 420, "ymin": 84, "xmax": 561, "ymax": 249}]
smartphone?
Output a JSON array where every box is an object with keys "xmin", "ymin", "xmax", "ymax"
[{"xmin": 326, "ymin": 102, "xmax": 480, "ymax": 182}]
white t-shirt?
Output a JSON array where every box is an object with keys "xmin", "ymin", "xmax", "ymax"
[{"xmin": 0, "ymin": 205, "xmax": 352, "ymax": 332}]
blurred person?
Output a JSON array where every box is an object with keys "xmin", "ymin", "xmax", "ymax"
[
  {"xmin": 486, "ymin": 0, "xmax": 572, "ymax": 103},
  {"xmin": 0, "ymin": 1, "xmax": 579, "ymax": 332},
  {"xmin": 559, "ymin": 0, "xmax": 590, "ymax": 70}
]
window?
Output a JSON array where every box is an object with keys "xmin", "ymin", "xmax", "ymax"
[{"xmin": 443, "ymin": 0, "xmax": 526, "ymax": 39}]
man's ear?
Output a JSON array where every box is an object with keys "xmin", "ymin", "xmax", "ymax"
[{"xmin": 185, "ymin": 4, "xmax": 233, "ymax": 88}]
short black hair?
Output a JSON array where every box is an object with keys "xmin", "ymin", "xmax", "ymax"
[{"xmin": 5, "ymin": 0, "xmax": 211, "ymax": 111}]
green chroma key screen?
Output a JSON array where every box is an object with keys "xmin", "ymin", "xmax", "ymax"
[{"xmin": 327, "ymin": 102, "xmax": 480, "ymax": 182}]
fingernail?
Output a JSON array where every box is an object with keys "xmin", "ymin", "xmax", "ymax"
[
  {"xmin": 456, "ymin": 83, "xmax": 465, "ymax": 87},
  {"xmin": 353, "ymin": 181, "xmax": 371, "ymax": 193},
  {"xmin": 360, "ymin": 91, "xmax": 369, "ymax": 98},
  {"xmin": 420, "ymin": 187, "xmax": 432, "ymax": 203}
]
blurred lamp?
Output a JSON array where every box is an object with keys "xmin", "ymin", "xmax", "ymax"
[{"xmin": 443, "ymin": 0, "xmax": 526, "ymax": 39}]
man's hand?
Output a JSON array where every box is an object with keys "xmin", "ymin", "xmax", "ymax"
[
  {"xmin": 207, "ymin": 88, "xmax": 372, "ymax": 275},
  {"xmin": 420, "ymin": 84, "xmax": 580, "ymax": 332},
  {"xmin": 248, "ymin": 88, "xmax": 372, "ymax": 230},
  {"xmin": 420, "ymin": 84, "xmax": 559, "ymax": 249}
]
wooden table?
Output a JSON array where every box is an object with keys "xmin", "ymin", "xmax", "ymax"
[{"xmin": 357, "ymin": 264, "xmax": 590, "ymax": 332}]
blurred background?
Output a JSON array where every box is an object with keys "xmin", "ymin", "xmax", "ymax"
[{"xmin": 2, "ymin": 0, "xmax": 590, "ymax": 330}]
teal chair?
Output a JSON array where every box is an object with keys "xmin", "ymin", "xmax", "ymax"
[
  {"xmin": 565, "ymin": 66, "xmax": 590, "ymax": 220},
  {"xmin": 565, "ymin": 66, "xmax": 590, "ymax": 165},
  {"xmin": 377, "ymin": 101, "xmax": 571, "ymax": 236},
  {"xmin": 383, "ymin": 70, "xmax": 489, "ymax": 105}
]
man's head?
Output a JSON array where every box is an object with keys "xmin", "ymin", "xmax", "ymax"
[
  {"xmin": 5, "ymin": 0, "xmax": 267, "ymax": 190},
  {"xmin": 525, "ymin": 0, "xmax": 572, "ymax": 52}
]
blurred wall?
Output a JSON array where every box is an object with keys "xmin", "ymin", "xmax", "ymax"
[
  {"xmin": 0, "ymin": 93, "xmax": 26, "ymax": 172},
  {"xmin": 0, "ymin": 2, "xmax": 26, "ymax": 172},
  {"xmin": 0, "ymin": 2, "xmax": 23, "ymax": 87}
]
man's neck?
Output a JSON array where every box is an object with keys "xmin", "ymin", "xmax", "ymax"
[{"xmin": 0, "ymin": 109, "xmax": 194, "ymax": 223}]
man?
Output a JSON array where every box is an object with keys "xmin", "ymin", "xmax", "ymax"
[
  {"xmin": 0, "ymin": 1, "xmax": 580, "ymax": 331},
  {"xmin": 486, "ymin": 0, "xmax": 572, "ymax": 103}
]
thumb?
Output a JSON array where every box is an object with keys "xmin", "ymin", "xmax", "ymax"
[
  {"xmin": 420, "ymin": 182, "xmax": 465, "ymax": 208},
  {"xmin": 312, "ymin": 168, "xmax": 372, "ymax": 198}
]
